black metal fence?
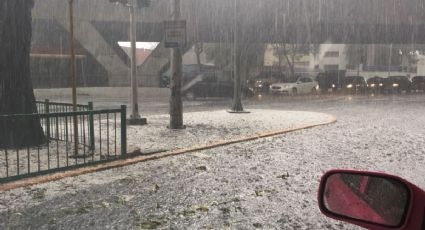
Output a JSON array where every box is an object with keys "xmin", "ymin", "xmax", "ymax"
[
  {"xmin": 0, "ymin": 103, "xmax": 127, "ymax": 183},
  {"xmin": 36, "ymin": 100, "xmax": 91, "ymax": 113}
]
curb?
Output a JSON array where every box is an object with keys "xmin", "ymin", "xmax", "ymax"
[{"xmin": 0, "ymin": 115, "xmax": 337, "ymax": 191}]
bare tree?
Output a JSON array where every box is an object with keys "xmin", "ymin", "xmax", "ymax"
[
  {"xmin": 272, "ymin": 43, "xmax": 310, "ymax": 79},
  {"xmin": 194, "ymin": 42, "xmax": 203, "ymax": 71}
]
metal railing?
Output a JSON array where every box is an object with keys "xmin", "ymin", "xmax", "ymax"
[
  {"xmin": 0, "ymin": 105, "xmax": 127, "ymax": 183},
  {"xmin": 36, "ymin": 100, "xmax": 94, "ymax": 149},
  {"xmin": 36, "ymin": 99, "xmax": 90, "ymax": 114}
]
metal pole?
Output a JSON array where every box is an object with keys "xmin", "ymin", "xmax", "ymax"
[
  {"xmin": 88, "ymin": 102, "xmax": 95, "ymax": 151},
  {"xmin": 121, "ymin": 105, "xmax": 127, "ymax": 156},
  {"xmin": 169, "ymin": 0, "xmax": 184, "ymax": 129},
  {"xmin": 130, "ymin": 1, "xmax": 140, "ymax": 120},
  {"xmin": 388, "ymin": 44, "xmax": 393, "ymax": 77},
  {"xmin": 127, "ymin": 0, "xmax": 147, "ymax": 126},
  {"xmin": 68, "ymin": 0, "xmax": 79, "ymax": 155}
]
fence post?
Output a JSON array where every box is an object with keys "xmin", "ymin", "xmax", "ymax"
[
  {"xmin": 120, "ymin": 105, "xmax": 127, "ymax": 156},
  {"xmin": 45, "ymin": 99, "xmax": 50, "ymax": 139},
  {"xmin": 88, "ymin": 102, "xmax": 95, "ymax": 151}
]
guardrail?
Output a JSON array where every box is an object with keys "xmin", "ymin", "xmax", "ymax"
[{"xmin": 0, "ymin": 105, "xmax": 127, "ymax": 183}]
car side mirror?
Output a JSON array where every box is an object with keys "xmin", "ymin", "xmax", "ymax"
[{"xmin": 318, "ymin": 170, "xmax": 425, "ymax": 230}]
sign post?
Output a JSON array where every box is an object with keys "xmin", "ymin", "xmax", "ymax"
[{"xmin": 164, "ymin": 20, "xmax": 187, "ymax": 48}]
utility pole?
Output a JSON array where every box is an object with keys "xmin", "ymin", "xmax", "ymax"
[
  {"xmin": 169, "ymin": 0, "xmax": 184, "ymax": 129},
  {"xmin": 128, "ymin": 0, "xmax": 147, "ymax": 125},
  {"xmin": 388, "ymin": 43, "xmax": 393, "ymax": 77},
  {"xmin": 68, "ymin": 0, "xmax": 79, "ymax": 155},
  {"xmin": 228, "ymin": 0, "xmax": 248, "ymax": 113}
]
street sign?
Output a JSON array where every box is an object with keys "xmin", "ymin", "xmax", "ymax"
[{"xmin": 164, "ymin": 20, "xmax": 186, "ymax": 48}]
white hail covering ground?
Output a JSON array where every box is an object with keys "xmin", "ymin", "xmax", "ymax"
[
  {"xmin": 127, "ymin": 110, "xmax": 333, "ymax": 153},
  {"xmin": 0, "ymin": 109, "xmax": 337, "ymax": 229}
]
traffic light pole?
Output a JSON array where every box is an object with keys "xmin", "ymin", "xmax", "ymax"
[{"xmin": 128, "ymin": 0, "xmax": 147, "ymax": 125}]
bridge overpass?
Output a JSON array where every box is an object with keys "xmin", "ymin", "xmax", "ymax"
[{"xmin": 32, "ymin": 0, "xmax": 425, "ymax": 87}]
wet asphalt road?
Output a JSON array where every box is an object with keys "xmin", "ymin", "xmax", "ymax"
[{"xmin": 2, "ymin": 94, "xmax": 425, "ymax": 229}]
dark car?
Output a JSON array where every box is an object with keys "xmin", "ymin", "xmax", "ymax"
[
  {"xmin": 183, "ymin": 73, "xmax": 254, "ymax": 100},
  {"xmin": 366, "ymin": 76, "xmax": 385, "ymax": 93},
  {"xmin": 342, "ymin": 76, "xmax": 367, "ymax": 94},
  {"xmin": 253, "ymin": 80, "xmax": 270, "ymax": 94},
  {"xmin": 412, "ymin": 76, "xmax": 425, "ymax": 91},
  {"xmin": 317, "ymin": 72, "xmax": 345, "ymax": 93},
  {"xmin": 383, "ymin": 76, "xmax": 412, "ymax": 93}
]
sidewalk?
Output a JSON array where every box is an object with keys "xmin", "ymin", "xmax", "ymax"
[{"xmin": 129, "ymin": 109, "xmax": 335, "ymax": 155}]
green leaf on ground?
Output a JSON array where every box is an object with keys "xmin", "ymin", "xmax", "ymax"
[
  {"xmin": 134, "ymin": 220, "xmax": 162, "ymax": 229},
  {"xmin": 277, "ymin": 172, "xmax": 290, "ymax": 180},
  {"xmin": 196, "ymin": 205, "xmax": 209, "ymax": 213},
  {"xmin": 195, "ymin": 165, "xmax": 208, "ymax": 171},
  {"xmin": 32, "ymin": 188, "xmax": 47, "ymax": 199}
]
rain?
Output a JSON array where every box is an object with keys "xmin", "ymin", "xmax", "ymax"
[{"xmin": 1, "ymin": 0, "xmax": 425, "ymax": 229}]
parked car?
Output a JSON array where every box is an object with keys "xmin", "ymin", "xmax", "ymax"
[
  {"xmin": 183, "ymin": 73, "xmax": 254, "ymax": 100},
  {"xmin": 342, "ymin": 76, "xmax": 367, "ymax": 94},
  {"xmin": 160, "ymin": 75, "xmax": 170, "ymax": 88},
  {"xmin": 412, "ymin": 76, "xmax": 425, "ymax": 91},
  {"xmin": 367, "ymin": 76, "xmax": 385, "ymax": 93},
  {"xmin": 270, "ymin": 76, "xmax": 318, "ymax": 95},
  {"xmin": 253, "ymin": 80, "xmax": 270, "ymax": 94},
  {"xmin": 383, "ymin": 76, "xmax": 412, "ymax": 93},
  {"xmin": 317, "ymin": 71, "xmax": 345, "ymax": 93}
]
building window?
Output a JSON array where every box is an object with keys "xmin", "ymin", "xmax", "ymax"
[{"xmin": 324, "ymin": 51, "xmax": 340, "ymax": 57}]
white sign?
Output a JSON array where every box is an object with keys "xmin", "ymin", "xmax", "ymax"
[
  {"xmin": 164, "ymin": 20, "xmax": 187, "ymax": 48},
  {"xmin": 118, "ymin": 42, "xmax": 159, "ymax": 66}
]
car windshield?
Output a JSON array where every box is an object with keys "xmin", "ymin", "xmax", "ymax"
[
  {"xmin": 389, "ymin": 76, "xmax": 408, "ymax": 81},
  {"xmin": 280, "ymin": 78, "xmax": 298, "ymax": 83},
  {"xmin": 367, "ymin": 77, "xmax": 383, "ymax": 83},
  {"xmin": 345, "ymin": 76, "xmax": 364, "ymax": 83},
  {"xmin": 2, "ymin": 1, "xmax": 425, "ymax": 229},
  {"xmin": 413, "ymin": 76, "xmax": 425, "ymax": 82}
]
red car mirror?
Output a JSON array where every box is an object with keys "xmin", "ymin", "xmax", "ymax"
[{"xmin": 318, "ymin": 170, "xmax": 425, "ymax": 230}]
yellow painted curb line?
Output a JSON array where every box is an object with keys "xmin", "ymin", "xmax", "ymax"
[{"xmin": 0, "ymin": 115, "xmax": 337, "ymax": 191}]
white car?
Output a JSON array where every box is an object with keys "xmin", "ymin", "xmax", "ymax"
[{"xmin": 270, "ymin": 77, "xmax": 319, "ymax": 95}]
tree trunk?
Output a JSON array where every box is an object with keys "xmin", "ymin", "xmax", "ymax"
[
  {"xmin": 169, "ymin": 0, "xmax": 184, "ymax": 129},
  {"xmin": 194, "ymin": 43, "xmax": 203, "ymax": 72},
  {"xmin": 0, "ymin": 0, "xmax": 45, "ymax": 148},
  {"xmin": 283, "ymin": 52, "xmax": 295, "ymax": 79},
  {"xmin": 231, "ymin": 46, "xmax": 244, "ymax": 112}
]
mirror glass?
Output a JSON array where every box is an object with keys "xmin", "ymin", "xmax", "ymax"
[{"xmin": 322, "ymin": 173, "xmax": 409, "ymax": 227}]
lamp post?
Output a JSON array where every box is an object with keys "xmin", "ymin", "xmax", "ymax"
[{"xmin": 127, "ymin": 0, "xmax": 147, "ymax": 125}]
